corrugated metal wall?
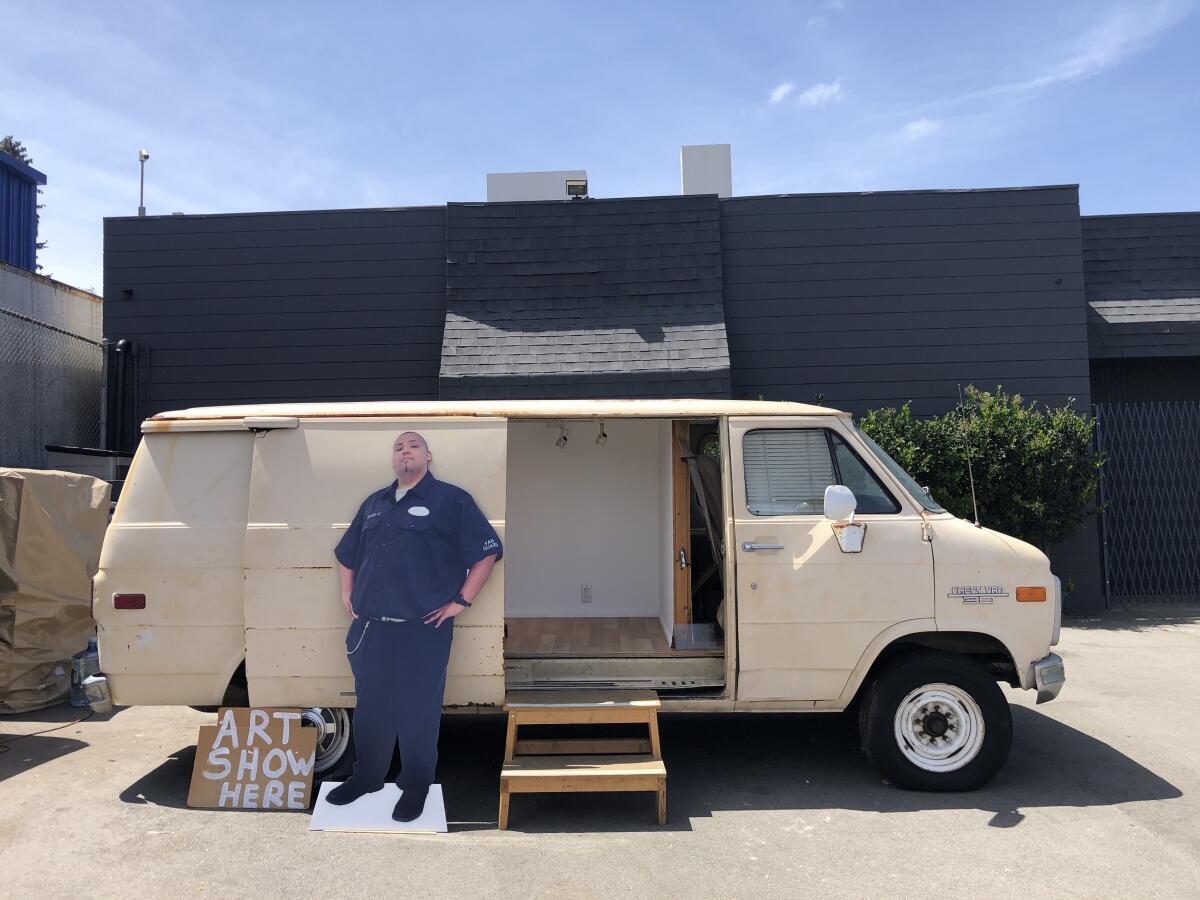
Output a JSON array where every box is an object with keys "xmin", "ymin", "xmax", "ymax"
[{"xmin": 0, "ymin": 169, "xmax": 41, "ymax": 272}]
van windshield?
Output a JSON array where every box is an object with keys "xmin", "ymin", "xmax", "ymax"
[{"xmin": 854, "ymin": 426, "xmax": 946, "ymax": 513}]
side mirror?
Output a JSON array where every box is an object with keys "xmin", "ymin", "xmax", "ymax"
[{"xmin": 824, "ymin": 485, "xmax": 857, "ymax": 522}]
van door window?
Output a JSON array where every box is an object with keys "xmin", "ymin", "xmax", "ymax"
[
  {"xmin": 742, "ymin": 429, "xmax": 834, "ymax": 515},
  {"xmin": 829, "ymin": 434, "xmax": 900, "ymax": 514},
  {"xmin": 743, "ymin": 429, "xmax": 899, "ymax": 516}
]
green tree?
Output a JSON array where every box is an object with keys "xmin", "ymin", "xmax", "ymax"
[
  {"xmin": 0, "ymin": 135, "xmax": 33, "ymax": 164},
  {"xmin": 0, "ymin": 135, "xmax": 47, "ymax": 260},
  {"xmin": 858, "ymin": 386, "xmax": 1101, "ymax": 549}
]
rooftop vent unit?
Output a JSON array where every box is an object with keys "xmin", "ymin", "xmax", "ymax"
[
  {"xmin": 486, "ymin": 170, "xmax": 589, "ymax": 202},
  {"xmin": 680, "ymin": 144, "xmax": 732, "ymax": 198}
]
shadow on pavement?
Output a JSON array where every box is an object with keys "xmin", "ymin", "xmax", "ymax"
[
  {"xmin": 435, "ymin": 706, "xmax": 1183, "ymax": 833},
  {"xmin": 0, "ymin": 733, "xmax": 87, "ymax": 782},
  {"xmin": 120, "ymin": 744, "xmax": 196, "ymax": 808},
  {"xmin": 116, "ymin": 705, "xmax": 1182, "ymax": 831},
  {"xmin": 0, "ymin": 702, "xmax": 113, "ymax": 782}
]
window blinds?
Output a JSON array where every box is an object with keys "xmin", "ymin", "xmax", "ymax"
[{"xmin": 742, "ymin": 429, "xmax": 834, "ymax": 515}]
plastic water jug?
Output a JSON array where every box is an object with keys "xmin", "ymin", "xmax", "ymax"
[{"xmin": 70, "ymin": 637, "xmax": 100, "ymax": 707}]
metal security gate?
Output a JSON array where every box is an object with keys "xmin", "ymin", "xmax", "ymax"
[{"xmin": 1096, "ymin": 402, "xmax": 1200, "ymax": 608}]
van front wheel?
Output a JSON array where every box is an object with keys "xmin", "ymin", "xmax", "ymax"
[{"xmin": 860, "ymin": 652, "xmax": 1012, "ymax": 791}]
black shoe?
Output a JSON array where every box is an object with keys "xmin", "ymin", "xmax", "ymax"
[
  {"xmin": 391, "ymin": 784, "xmax": 430, "ymax": 822},
  {"xmin": 325, "ymin": 779, "xmax": 382, "ymax": 806}
]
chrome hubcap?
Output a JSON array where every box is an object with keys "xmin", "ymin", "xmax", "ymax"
[{"xmin": 300, "ymin": 707, "xmax": 352, "ymax": 774}]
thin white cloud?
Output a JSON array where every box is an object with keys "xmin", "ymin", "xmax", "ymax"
[
  {"xmin": 796, "ymin": 79, "xmax": 844, "ymax": 108},
  {"xmin": 900, "ymin": 118, "xmax": 942, "ymax": 141},
  {"xmin": 768, "ymin": 82, "xmax": 796, "ymax": 105},
  {"xmin": 5, "ymin": 5, "xmax": 371, "ymax": 290},
  {"xmin": 973, "ymin": 1, "xmax": 1188, "ymax": 101},
  {"xmin": 740, "ymin": 2, "xmax": 1190, "ymax": 197}
]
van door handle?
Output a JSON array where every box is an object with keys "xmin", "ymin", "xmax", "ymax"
[{"xmin": 742, "ymin": 542, "xmax": 784, "ymax": 552}]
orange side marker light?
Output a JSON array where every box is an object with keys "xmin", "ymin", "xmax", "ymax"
[{"xmin": 1016, "ymin": 586, "xmax": 1046, "ymax": 602}]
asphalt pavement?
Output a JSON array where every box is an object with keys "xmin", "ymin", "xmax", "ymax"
[{"xmin": 1, "ymin": 614, "xmax": 1197, "ymax": 899}]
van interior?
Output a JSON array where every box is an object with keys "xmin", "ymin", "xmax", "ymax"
[{"xmin": 503, "ymin": 418, "xmax": 726, "ymax": 694}]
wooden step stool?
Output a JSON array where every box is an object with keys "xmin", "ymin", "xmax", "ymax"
[{"xmin": 499, "ymin": 690, "xmax": 667, "ymax": 830}]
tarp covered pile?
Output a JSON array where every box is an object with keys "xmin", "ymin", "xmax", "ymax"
[{"xmin": 0, "ymin": 468, "xmax": 109, "ymax": 714}]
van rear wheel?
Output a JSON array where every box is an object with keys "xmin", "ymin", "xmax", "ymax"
[
  {"xmin": 860, "ymin": 652, "xmax": 1011, "ymax": 791},
  {"xmin": 301, "ymin": 707, "xmax": 353, "ymax": 777}
]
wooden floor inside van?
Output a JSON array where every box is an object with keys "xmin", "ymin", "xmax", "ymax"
[{"xmin": 504, "ymin": 617, "xmax": 722, "ymax": 658}]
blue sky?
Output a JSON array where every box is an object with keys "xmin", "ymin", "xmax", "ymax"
[{"xmin": 6, "ymin": 0, "xmax": 1198, "ymax": 291}]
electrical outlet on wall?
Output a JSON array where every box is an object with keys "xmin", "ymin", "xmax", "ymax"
[{"xmin": 580, "ymin": 584, "xmax": 593, "ymax": 604}]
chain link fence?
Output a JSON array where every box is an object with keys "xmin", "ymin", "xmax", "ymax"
[
  {"xmin": 0, "ymin": 306, "xmax": 103, "ymax": 469},
  {"xmin": 1096, "ymin": 402, "xmax": 1200, "ymax": 608}
]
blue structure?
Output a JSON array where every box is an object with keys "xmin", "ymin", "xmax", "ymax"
[{"xmin": 0, "ymin": 151, "xmax": 47, "ymax": 271}]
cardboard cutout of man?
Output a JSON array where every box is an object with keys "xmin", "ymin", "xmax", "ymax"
[{"xmin": 329, "ymin": 431, "xmax": 501, "ymax": 821}]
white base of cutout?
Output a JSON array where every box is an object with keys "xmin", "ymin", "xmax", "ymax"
[{"xmin": 309, "ymin": 782, "xmax": 447, "ymax": 833}]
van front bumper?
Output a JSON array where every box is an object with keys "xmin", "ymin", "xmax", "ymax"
[{"xmin": 1034, "ymin": 652, "xmax": 1065, "ymax": 704}]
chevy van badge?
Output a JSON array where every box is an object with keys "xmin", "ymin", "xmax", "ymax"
[{"xmin": 948, "ymin": 585, "xmax": 1009, "ymax": 604}]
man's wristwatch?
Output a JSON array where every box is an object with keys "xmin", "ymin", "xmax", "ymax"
[{"xmin": 455, "ymin": 593, "xmax": 472, "ymax": 608}]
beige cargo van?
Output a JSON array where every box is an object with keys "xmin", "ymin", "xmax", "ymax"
[{"xmin": 94, "ymin": 399, "xmax": 1064, "ymax": 790}]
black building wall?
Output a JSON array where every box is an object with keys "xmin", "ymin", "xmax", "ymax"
[
  {"xmin": 1091, "ymin": 357, "xmax": 1200, "ymax": 403},
  {"xmin": 103, "ymin": 206, "xmax": 446, "ymax": 449},
  {"xmin": 720, "ymin": 186, "xmax": 1091, "ymax": 414},
  {"xmin": 1083, "ymin": 212, "xmax": 1200, "ymax": 405},
  {"xmin": 719, "ymin": 186, "xmax": 1098, "ymax": 610},
  {"xmin": 1083, "ymin": 212, "xmax": 1200, "ymax": 363},
  {"xmin": 101, "ymin": 186, "xmax": 1101, "ymax": 610}
]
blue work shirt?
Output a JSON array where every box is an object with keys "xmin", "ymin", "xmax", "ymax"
[{"xmin": 334, "ymin": 471, "xmax": 502, "ymax": 620}]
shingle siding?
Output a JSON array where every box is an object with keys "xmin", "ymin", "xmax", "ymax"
[
  {"xmin": 440, "ymin": 196, "xmax": 731, "ymax": 399},
  {"xmin": 442, "ymin": 371, "xmax": 731, "ymax": 400},
  {"xmin": 721, "ymin": 186, "xmax": 1090, "ymax": 414},
  {"xmin": 1083, "ymin": 212, "xmax": 1200, "ymax": 359}
]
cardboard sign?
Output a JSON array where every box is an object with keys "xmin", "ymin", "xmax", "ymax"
[{"xmin": 187, "ymin": 707, "xmax": 318, "ymax": 810}]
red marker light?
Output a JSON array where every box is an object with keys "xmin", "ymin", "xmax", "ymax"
[{"xmin": 113, "ymin": 593, "xmax": 146, "ymax": 610}]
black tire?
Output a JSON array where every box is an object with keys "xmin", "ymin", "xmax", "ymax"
[
  {"xmin": 307, "ymin": 707, "xmax": 356, "ymax": 783},
  {"xmin": 859, "ymin": 651, "xmax": 1012, "ymax": 791}
]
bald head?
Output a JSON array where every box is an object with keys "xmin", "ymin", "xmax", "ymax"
[{"xmin": 393, "ymin": 431, "xmax": 432, "ymax": 485}]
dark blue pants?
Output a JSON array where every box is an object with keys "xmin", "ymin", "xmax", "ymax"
[{"xmin": 345, "ymin": 616, "xmax": 453, "ymax": 790}]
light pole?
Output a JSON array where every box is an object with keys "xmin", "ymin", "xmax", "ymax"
[{"xmin": 138, "ymin": 149, "xmax": 150, "ymax": 216}]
